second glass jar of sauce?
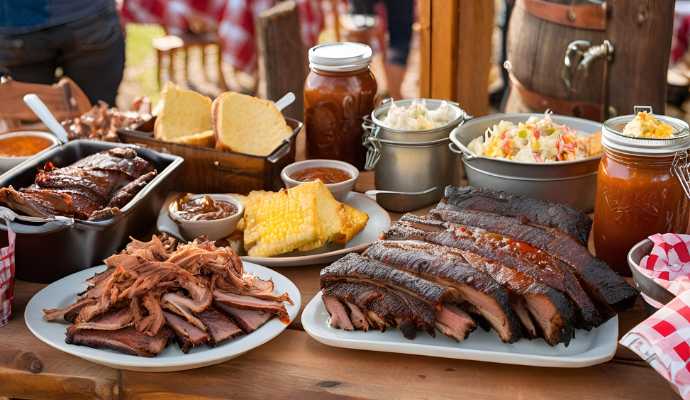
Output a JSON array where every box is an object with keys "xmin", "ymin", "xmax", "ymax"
[
  {"xmin": 304, "ymin": 42, "xmax": 378, "ymax": 169},
  {"xmin": 593, "ymin": 113, "xmax": 690, "ymax": 276}
]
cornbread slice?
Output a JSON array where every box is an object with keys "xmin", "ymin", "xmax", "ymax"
[
  {"xmin": 170, "ymin": 130, "xmax": 215, "ymax": 147},
  {"xmin": 294, "ymin": 181, "xmax": 344, "ymax": 251},
  {"xmin": 240, "ymin": 181, "xmax": 370, "ymax": 257},
  {"xmin": 213, "ymin": 92, "xmax": 292, "ymax": 156},
  {"xmin": 154, "ymin": 83, "xmax": 213, "ymax": 142},
  {"xmin": 336, "ymin": 204, "xmax": 369, "ymax": 244},
  {"xmin": 242, "ymin": 188, "xmax": 320, "ymax": 257}
]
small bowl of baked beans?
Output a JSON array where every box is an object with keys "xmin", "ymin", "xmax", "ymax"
[{"xmin": 281, "ymin": 159, "xmax": 359, "ymax": 201}]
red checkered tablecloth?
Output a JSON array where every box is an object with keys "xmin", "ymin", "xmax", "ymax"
[
  {"xmin": 622, "ymin": 233, "xmax": 690, "ymax": 399},
  {"xmin": 120, "ymin": 0, "xmax": 324, "ymax": 73},
  {"xmin": 0, "ymin": 224, "xmax": 15, "ymax": 327}
]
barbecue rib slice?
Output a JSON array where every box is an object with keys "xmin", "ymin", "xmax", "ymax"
[
  {"xmin": 321, "ymin": 253, "xmax": 482, "ymax": 341},
  {"xmin": 388, "ymin": 215, "xmax": 601, "ymax": 329},
  {"xmin": 65, "ymin": 326, "xmax": 172, "ymax": 357},
  {"xmin": 429, "ymin": 208, "xmax": 638, "ymax": 311},
  {"xmin": 322, "ymin": 281, "xmax": 475, "ymax": 340},
  {"xmin": 363, "ymin": 240, "xmax": 523, "ymax": 343},
  {"xmin": 441, "ymin": 186, "xmax": 592, "ymax": 245},
  {"xmin": 0, "ymin": 147, "xmax": 155, "ymax": 220},
  {"xmin": 365, "ymin": 240, "xmax": 572, "ymax": 345}
]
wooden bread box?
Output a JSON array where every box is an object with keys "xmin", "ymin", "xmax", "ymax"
[{"xmin": 117, "ymin": 117, "xmax": 302, "ymax": 194}]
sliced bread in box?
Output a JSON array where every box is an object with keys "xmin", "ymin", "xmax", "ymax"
[
  {"xmin": 154, "ymin": 83, "xmax": 213, "ymax": 144},
  {"xmin": 212, "ymin": 92, "xmax": 292, "ymax": 156}
]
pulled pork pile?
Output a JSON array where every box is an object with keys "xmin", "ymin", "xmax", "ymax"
[
  {"xmin": 61, "ymin": 99, "xmax": 152, "ymax": 142},
  {"xmin": 44, "ymin": 234, "xmax": 292, "ymax": 356}
]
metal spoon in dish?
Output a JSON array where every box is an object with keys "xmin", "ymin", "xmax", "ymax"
[
  {"xmin": 364, "ymin": 187, "xmax": 439, "ymax": 212},
  {"xmin": 22, "ymin": 94, "xmax": 70, "ymax": 144}
]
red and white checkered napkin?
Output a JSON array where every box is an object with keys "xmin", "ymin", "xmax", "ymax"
[
  {"xmin": 0, "ymin": 223, "xmax": 15, "ymax": 327},
  {"xmin": 622, "ymin": 233, "xmax": 690, "ymax": 399}
]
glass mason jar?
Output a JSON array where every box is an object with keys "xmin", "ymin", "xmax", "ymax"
[
  {"xmin": 593, "ymin": 112, "xmax": 690, "ymax": 275},
  {"xmin": 304, "ymin": 42, "xmax": 378, "ymax": 169}
]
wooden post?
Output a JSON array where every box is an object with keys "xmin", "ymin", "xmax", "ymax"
[
  {"xmin": 257, "ymin": 1, "xmax": 307, "ymax": 121},
  {"xmin": 418, "ymin": 0, "xmax": 494, "ymax": 116}
]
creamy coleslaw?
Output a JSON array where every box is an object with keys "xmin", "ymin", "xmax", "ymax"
[
  {"xmin": 467, "ymin": 112, "xmax": 601, "ymax": 163},
  {"xmin": 381, "ymin": 100, "xmax": 456, "ymax": 131}
]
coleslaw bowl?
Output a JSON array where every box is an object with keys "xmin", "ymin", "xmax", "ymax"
[{"xmin": 449, "ymin": 113, "xmax": 601, "ymax": 211}]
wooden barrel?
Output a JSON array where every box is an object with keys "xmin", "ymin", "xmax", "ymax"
[{"xmin": 505, "ymin": 0, "xmax": 674, "ymax": 121}]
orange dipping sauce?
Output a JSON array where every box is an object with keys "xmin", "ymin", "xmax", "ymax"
[
  {"xmin": 290, "ymin": 167, "xmax": 352, "ymax": 184},
  {"xmin": 0, "ymin": 135, "xmax": 53, "ymax": 157}
]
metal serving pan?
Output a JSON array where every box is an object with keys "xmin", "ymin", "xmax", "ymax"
[
  {"xmin": 449, "ymin": 113, "xmax": 601, "ymax": 211},
  {"xmin": 0, "ymin": 140, "xmax": 183, "ymax": 282}
]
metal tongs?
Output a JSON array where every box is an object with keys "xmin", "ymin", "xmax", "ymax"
[{"xmin": 0, "ymin": 206, "xmax": 74, "ymax": 226}]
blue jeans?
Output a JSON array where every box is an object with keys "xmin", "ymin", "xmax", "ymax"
[
  {"xmin": 0, "ymin": 5, "xmax": 125, "ymax": 106},
  {"xmin": 350, "ymin": 0, "xmax": 414, "ymax": 66}
]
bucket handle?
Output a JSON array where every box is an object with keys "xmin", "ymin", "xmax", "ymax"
[
  {"xmin": 449, "ymin": 141, "xmax": 478, "ymax": 161},
  {"xmin": 362, "ymin": 116, "xmax": 382, "ymax": 170}
]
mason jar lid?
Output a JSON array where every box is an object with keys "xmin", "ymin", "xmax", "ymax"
[
  {"xmin": 308, "ymin": 42, "xmax": 373, "ymax": 72},
  {"xmin": 602, "ymin": 110, "xmax": 690, "ymax": 156}
]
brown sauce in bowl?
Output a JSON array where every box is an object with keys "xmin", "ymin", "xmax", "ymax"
[
  {"xmin": 290, "ymin": 167, "xmax": 352, "ymax": 184},
  {"xmin": 0, "ymin": 135, "xmax": 53, "ymax": 157},
  {"xmin": 175, "ymin": 195, "xmax": 237, "ymax": 221}
]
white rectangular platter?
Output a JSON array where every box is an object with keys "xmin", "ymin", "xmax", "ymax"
[{"xmin": 302, "ymin": 292, "xmax": 618, "ymax": 368}]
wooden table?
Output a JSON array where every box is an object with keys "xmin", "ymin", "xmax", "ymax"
[{"xmin": 0, "ymin": 172, "xmax": 678, "ymax": 400}]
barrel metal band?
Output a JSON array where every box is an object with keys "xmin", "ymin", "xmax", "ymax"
[
  {"xmin": 509, "ymin": 73, "xmax": 604, "ymax": 121},
  {"xmin": 519, "ymin": 0, "xmax": 608, "ymax": 31}
]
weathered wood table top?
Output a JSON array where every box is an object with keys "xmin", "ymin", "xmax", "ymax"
[{"xmin": 0, "ymin": 171, "xmax": 678, "ymax": 400}]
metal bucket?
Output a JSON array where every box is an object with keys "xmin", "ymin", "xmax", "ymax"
[
  {"xmin": 363, "ymin": 99, "xmax": 469, "ymax": 211},
  {"xmin": 449, "ymin": 113, "xmax": 601, "ymax": 211}
]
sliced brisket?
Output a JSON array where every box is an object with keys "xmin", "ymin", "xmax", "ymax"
[
  {"xmin": 65, "ymin": 326, "xmax": 171, "ymax": 357},
  {"xmin": 196, "ymin": 307, "xmax": 243, "ymax": 345},
  {"xmin": 163, "ymin": 311, "xmax": 209, "ymax": 352},
  {"xmin": 213, "ymin": 291, "xmax": 290, "ymax": 324},
  {"xmin": 214, "ymin": 303, "xmax": 272, "ymax": 333}
]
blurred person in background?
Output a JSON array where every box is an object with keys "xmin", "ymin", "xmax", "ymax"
[
  {"xmin": 349, "ymin": 0, "xmax": 414, "ymax": 99},
  {"xmin": 0, "ymin": 0, "xmax": 125, "ymax": 105}
]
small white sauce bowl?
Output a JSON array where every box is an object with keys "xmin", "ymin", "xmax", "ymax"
[
  {"xmin": 281, "ymin": 159, "xmax": 359, "ymax": 201},
  {"xmin": 0, "ymin": 131, "xmax": 60, "ymax": 174},
  {"xmin": 168, "ymin": 194, "xmax": 244, "ymax": 241}
]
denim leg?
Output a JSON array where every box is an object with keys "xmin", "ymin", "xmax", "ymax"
[
  {"xmin": 383, "ymin": 0, "xmax": 413, "ymax": 66},
  {"xmin": 59, "ymin": 7, "xmax": 125, "ymax": 105},
  {"xmin": 350, "ymin": 0, "xmax": 376, "ymax": 15},
  {"xmin": 0, "ymin": 31, "xmax": 59, "ymax": 83}
]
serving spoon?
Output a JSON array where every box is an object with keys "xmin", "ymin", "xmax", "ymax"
[
  {"xmin": 23, "ymin": 94, "xmax": 70, "ymax": 144},
  {"xmin": 365, "ymin": 187, "xmax": 438, "ymax": 212},
  {"xmin": 274, "ymin": 92, "xmax": 295, "ymax": 112}
]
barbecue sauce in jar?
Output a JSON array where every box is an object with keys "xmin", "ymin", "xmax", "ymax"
[
  {"xmin": 304, "ymin": 42, "xmax": 377, "ymax": 169},
  {"xmin": 593, "ymin": 112, "xmax": 690, "ymax": 276}
]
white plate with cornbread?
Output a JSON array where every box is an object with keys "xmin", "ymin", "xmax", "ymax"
[{"xmin": 157, "ymin": 185, "xmax": 391, "ymax": 267}]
